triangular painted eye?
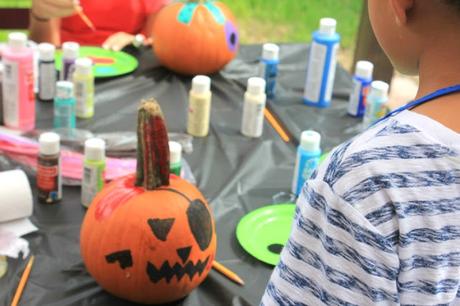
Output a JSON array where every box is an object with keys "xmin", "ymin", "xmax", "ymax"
[
  {"xmin": 147, "ymin": 218, "xmax": 175, "ymax": 241},
  {"xmin": 187, "ymin": 199, "xmax": 213, "ymax": 251}
]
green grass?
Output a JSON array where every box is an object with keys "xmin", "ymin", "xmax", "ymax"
[{"xmin": 224, "ymin": 0, "xmax": 363, "ymax": 49}]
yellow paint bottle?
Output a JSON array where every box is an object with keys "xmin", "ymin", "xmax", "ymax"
[
  {"xmin": 187, "ymin": 75, "xmax": 212, "ymax": 137},
  {"xmin": 73, "ymin": 57, "xmax": 94, "ymax": 119}
]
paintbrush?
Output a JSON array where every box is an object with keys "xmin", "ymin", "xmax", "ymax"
[{"xmin": 74, "ymin": 4, "xmax": 96, "ymax": 32}]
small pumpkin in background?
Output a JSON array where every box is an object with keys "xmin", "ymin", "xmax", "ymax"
[
  {"xmin": 152, "ymin": 0, "xmax": 239, "ymax": 75},
  {"xmin": 80, "ymin": 99, "xmax": 217, "ymax": 304}
]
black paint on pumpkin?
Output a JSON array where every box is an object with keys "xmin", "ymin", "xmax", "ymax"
[
  {"xmin": 187, "ymin": 200, "xmax": 213, "ymax": 251},
  {"xmin": 106, "ymin": 250, "xmax": 133, "ymax": 269},
  {"xmin": 147, "ymin": 218, "xmax": 175, "ymax": 241},
  {"xmin": 146, "ymin": 256, "xmax": 210, "ymax": 283},
  {"xmin": 177, "ymin": 246, "xmax": 192, "ymax": 264}
]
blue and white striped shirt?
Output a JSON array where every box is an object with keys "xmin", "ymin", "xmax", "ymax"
[{"xmin": 262, "ymin": 110, "xmax": 460, "ymax": 305}]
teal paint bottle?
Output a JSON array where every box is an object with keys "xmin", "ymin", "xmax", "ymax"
[
  {"xmin": 303, "ymin": 18, "xmax": 340, "ymax": 108},
  {"xmin": 54, "ymin": 81, "xmax": 76, "ymax": 132}
]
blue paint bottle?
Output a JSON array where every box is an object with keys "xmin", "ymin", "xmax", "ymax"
[
  {"xmin": 291, "ymin": 130, "xmax": 321, "ymax": 196},
  {"xmin": 303, "ymin": 18, "xmax": 340, "ymax": 108},
  {"xmin": 54, "ymin": 81, "xmax": 76, "ymax": 132},
  {"xmin": 259, "ymin": 43, "xmax": 279, "ymax": 99},
  {"xmin": 348, "ymin": 61, "xmax": 374, "ymax": 117}
]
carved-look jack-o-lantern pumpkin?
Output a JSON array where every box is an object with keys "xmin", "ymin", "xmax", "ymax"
[
  {"xmin": 80, "ymin": 100, "xmax": 217, "ymax": 304},
  {"xmin": 152, "ymin": 0, "xmax": 239, "ymax": 75}
]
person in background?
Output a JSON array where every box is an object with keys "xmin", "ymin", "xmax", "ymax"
[
  {"xmin": 262, "ymin": 0, "xmax": 460, "ymax": 305},
  {"xmin": 29, "ymin": 0, "xmax": 169, "ymax": 50}
]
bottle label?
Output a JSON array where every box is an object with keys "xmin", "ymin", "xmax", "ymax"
[
  {"xmin": 2, "ymin": 59, "xmax": 19, "ymax": 127},
  {"xmin": 304, "ymin": 41, "xmax": 327, "ymax": 103},
  {"xmin": 241, "ymin": 99, "xmax": 265, "ymax": 137},
  {"xmin": 54, "ymin": 101, "xmax": 76, "ymax": 129},
  {"xmin": 37, "ymin": 156, "xmax": 62, "ymax": 204},
  {"xmin": 75, "ymin": 77, "xmax": 94, "ymax": 118},
  {"xmin": 62, "ymin": 60, "xmax": 75, "ymax": 81},
  {"xmin": 259, "ymin": 60, "xmax": 278, "ymax": 99},
  {"xmin": 363, "ymin": 98, "xmax": 388, "ymax": 128},
  {"xmin": 292, "ymin": 154, "xmax": 320, "ymax": 196},
  {"xmin": 81, "ymin": 162, "xmax": 105, "ymax": 207},
  {"xmin": 324, "ymin": 44, "xmax": 339, "ymax": 102},
  {"xmin": 38, "ymin": 61, "xmax": 56, "ymax": 101},
  {"xmin": 187, "ymin": 95, "xmax": 211, "ymax": 137},
  {"xmin": 348, "ymin": 79, "xmax": 371, "ymax": 117}
]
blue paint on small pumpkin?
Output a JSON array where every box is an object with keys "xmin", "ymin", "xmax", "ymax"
[
  {"xmin": 177, "ymin": 2, "xmax": 199, "ymax": 24},
  {"xmin": 204, "ymin": 2, "xmax": 225, "ymax": 25}
]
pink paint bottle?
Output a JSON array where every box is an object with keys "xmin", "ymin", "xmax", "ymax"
[{"xmin": 2, "ymin": 33, "xmax": 35, "ymax": 131}]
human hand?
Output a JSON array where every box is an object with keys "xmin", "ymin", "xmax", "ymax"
[
  {"xmin": 31, "ymin": 0, "xmax": 75, "ymax": 20},
  {"xmin": 102, "ymin": 32, "xmax": 151, "ymax": 51}
]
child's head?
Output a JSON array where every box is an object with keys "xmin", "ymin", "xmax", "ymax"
[{"xmin": 368, "ymin": 0, "xmax": 460, "ymax": 75}]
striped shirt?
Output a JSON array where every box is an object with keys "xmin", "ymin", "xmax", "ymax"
[{"xmin": 261, "ymin": 110, "xmax": 460, "ymax": 306}]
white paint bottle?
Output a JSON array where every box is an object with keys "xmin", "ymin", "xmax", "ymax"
[{"xmin": 241, "ymin": 77, "xmax": 266, "ymax": 138}]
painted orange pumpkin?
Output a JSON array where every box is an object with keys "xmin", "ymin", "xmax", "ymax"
[
  {"xmin": 80, "ymin": 100, "xmax": 217, "ymax": 304},
  {"xmin": 152, "ymin": 0, "xmax": 239, "ymax": 75}
]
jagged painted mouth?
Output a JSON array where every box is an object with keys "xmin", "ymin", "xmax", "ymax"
[{"xmin": 146, "ymin": 256, "xmax": 210, "ymax": 283}]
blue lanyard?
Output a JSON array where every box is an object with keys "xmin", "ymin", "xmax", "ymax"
[{"xmin": 375, "ymin": 84, "xmax": 460, "ymax": 125}]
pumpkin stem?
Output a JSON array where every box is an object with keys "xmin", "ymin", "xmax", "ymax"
[{"xmin": 135, "ymin": 99, "xmax": 170, "ymax": 190}]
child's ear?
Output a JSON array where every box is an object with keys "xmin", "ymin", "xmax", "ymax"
[{"xmin": 389, "ymin": 0, "xmax": 415, "ymax": 26}]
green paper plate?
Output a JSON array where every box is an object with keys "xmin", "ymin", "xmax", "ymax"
[
  {"xmin": 236, "ymin": 203, "xmax": 296, "ymax": 266},
  {"xmin": 55, "ymin": 46, "xmax": 138, "ymax": 78}
]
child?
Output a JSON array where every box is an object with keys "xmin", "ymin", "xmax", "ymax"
[
  {"xmin": 262, "ymin": 0, "xmax": 460, "ymax": 305},
  {"xmin": 28, "ymin": 0, "xmax": 169, "ymax": 50}
]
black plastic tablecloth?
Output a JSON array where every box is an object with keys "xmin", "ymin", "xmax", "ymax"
[{"xmin": 0, "ymin": 44, "xmax": 360, "ymax": 306}]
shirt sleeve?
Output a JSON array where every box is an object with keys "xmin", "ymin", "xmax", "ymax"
[{"xmin": 261, "ymin": 179, "xmax": 400, "ymax": 306}]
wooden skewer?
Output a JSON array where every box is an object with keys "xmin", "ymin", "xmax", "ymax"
[
  {"xmin": 212, "ymin": 260, "xmax": 245, "ymax": 286},
  {"xmin": 11, "ymin": 255, "xmax": 35, "ymax": 306},
  {"xmin": 264, "ymin": 108, "xmax": 291, "ymax": 143},
  {"xmin": 75, "ymin": 5, "xmax": 96, "ymax": 32}
]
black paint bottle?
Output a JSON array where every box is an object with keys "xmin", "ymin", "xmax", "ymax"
[{"xmin": 37, "ymin": 132, "xmax": 62, "ymax": 204}]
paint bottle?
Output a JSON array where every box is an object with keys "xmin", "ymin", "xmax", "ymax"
[
  {"xmin": 187, "ymin": 75, "xmax": 212, "ymax": 137},
  {"xmin": 347, "ymin": 61, "xmax": 374, "ymax": 117},
  {"xmin": 38, "ymin": 43, "xmax": 56, "ymax": 102},
  {"xmin": 1, "ymin": 32, "xmax": 35, "ymax": 131},
  {"xmin": 241, "ymin": 77, "xmax": 267, "ymax": 138},
  {"xmin": 362, "ymin": 81, "xmax": 390, "ymax": 128},
  {"xmin": 169, "ymin": 141, "xmax": 182, "ymax": 176},
  {"xmin": 0, "ymin": 63, "xmax": 3, "ymax": 125},
  {"xmin": 303, "ymin": 18, "xmax": 340, "ymax": 108},
  {"xmin": 259, "ymin": 43, "xmax": 279, "ymax": 99},
  {"xmin": 73, "ymin": 57, "xmax": 95, "ymax": 119},
  {"xmin": 61, "ymin": 42, "xmax": 79, "ymax": 81},
  {"xmin": 81, "ymin": 138, "xmax": 106, "ymax": 208},
  {"xmin": 54, "ymin": 81, "xmax": 76, "ymax": 132},
  {"xmin": 291, "ymin": 130, "xmax": 321, "ymax": 196},
  {"xmin": 37, "ymin": 132, "xmax": 62, "ymax": 204}
]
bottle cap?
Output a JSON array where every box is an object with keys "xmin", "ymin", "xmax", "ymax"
[
  {"xmin": 8, "ymin": 32, "xmax": 27, "ymax": 51},
  {"xmin": 262, "ymin": 43, "xmax": 280, "ymax": 61},
  {"xmin": 84, "ymin": 138, "xmax": 105, "ymax": 161},
  {"xmin": 62, "ymin": 42, "xmax": 80, "ymax": 59},
  {"xmin": 56, "ymin": 81, "xmax": 74, "ymax": 99},
  {"xmin": 300, "ymin": 130, "xmax": 321, "ymax": 152},
  {"xmin": 39, "ymin": 132, "xmax": 60, "ymax": 155},
  {"xmin": 38, "ymin": 43, "xmax": 55, "ymax": 61},
  {"xmin": 319, "ymin": 18, "xmax": 337, "ymax": 36},
  {"xmin": 169, "ymin": 141, "xmax": 182, "ymax": 165},
  {"xmin": 247, "ymin": 77, "xmax": 266, "ymax": 95},
  {"xmin": 75, "ymin": 57, "xmax": 93, "ymax": 75},
  {"xmin": 355, "ymin": 61, "xmax": 374, "ymax": 80},
  {"xmin": 192, "ymin": 75, "xmax": 211, "ymax": 94},
  {"xmin": 369, "ymin": 81, "xmax": 389, "ymax": 100}
]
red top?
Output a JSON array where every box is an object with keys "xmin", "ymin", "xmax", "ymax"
[{"xmin": 60, "ymin": 0, "xmax": 169, "ymax": 46}]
